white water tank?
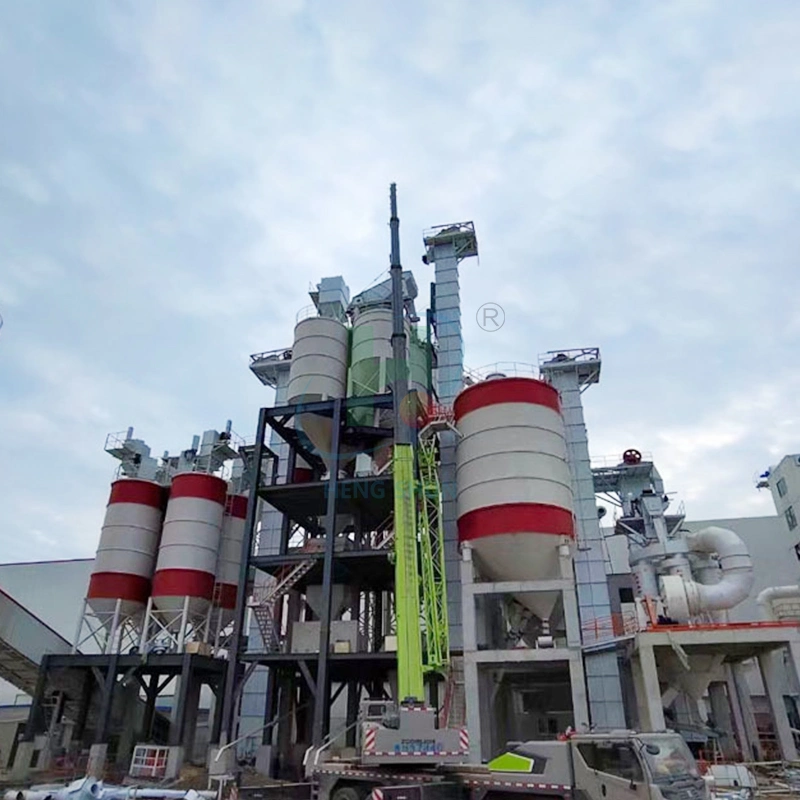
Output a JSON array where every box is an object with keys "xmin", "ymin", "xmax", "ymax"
[
  {"xmin": 87, "ymin": 479, "xmax": 164, "ymax": 617},
  {"xmin": 455, "ymin": 377, "xmax": 574, "ymax": 618},
  {"xmin": 152, "ymin": 473, "xmax": 227, "ymax": 617}
]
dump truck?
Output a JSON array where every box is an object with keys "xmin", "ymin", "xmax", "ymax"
[{"xmin": 303, "ymin": 700, "xmax": 708, "ymax": 800}]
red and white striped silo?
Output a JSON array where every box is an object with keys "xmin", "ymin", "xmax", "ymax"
[
  {"xmin": 151, "ymin": 473, "xmax": 227, "ymax": 617},
  {"xmin": 87, "ymin": 479, "xmax": 165, "ymax": 617},
  {"xmin": 455, "ymin": 377, "xmax": 575, "ymax": 619},
  {"xmin": 214, "ymin": 494, "xmax": 248, "ymax": 626}
]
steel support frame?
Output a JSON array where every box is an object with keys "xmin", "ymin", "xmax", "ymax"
[{"xmin": 224, "ymin": 391, "xmax": 398, "ymax": 752}]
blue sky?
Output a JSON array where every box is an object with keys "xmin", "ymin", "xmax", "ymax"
[{"xmin": 1, "ymin": 0, "xmax": 799, "ymax": 562}]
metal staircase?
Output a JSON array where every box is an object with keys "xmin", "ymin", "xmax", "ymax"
[
  {"xmin": 441, "ymin": 656, "xmax": 466, "ymax": 728},
  {"xmin": 249, "ymin": 559, "xmax": 316, "ymax": 652}
]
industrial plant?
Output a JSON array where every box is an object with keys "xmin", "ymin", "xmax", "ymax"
[{"xmin": 4, "ymin": 187, "xmax": 800, "ymax": 797}]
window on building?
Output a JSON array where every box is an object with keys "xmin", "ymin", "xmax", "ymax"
[
  {"xmin": 577, "ymin": 743, "xmax": 644, "ymax": 782},
  {"xmin": 778, "ymin": 477, "xmax": 789, "ymax": 498},
  {"xmin": 619, "ymin": 587, "xmax": 635, "ymax": 604},
  {"xmin": 787, "ymin": 506, "xmax": 798, "ymax": 531},
  {"xmin": 794, "ymin": 543, "xmax": 800, "ymax": 562}
]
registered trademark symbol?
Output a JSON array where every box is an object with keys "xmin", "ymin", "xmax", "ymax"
[{"xmin": 477, "ymin": 302, "xmax": 505, "ymax": 332}]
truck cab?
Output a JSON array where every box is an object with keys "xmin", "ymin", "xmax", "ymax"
[{"xmin": 484, "ymin": 731, "xmax": 707, "ymax": 800}]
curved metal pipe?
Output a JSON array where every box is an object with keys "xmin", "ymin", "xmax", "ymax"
[
  {"xmin": 661, "ymin": 527, "xmax": 754, "ymax": 619},
  {"xmin": 757, "ymin": 585, "xmax": 800, "ymax": 620},
  {"xmin": 683, "ymin": 526, "xmax": 754, "ymax": 613}
]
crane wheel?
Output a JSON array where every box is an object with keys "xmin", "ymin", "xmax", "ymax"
[{"xmin": 332, "ymin": 785, "xmax": 368, "ymax": 800}]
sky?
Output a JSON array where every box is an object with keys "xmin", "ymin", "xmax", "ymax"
[{"xmin": 1, "ymin": 0, "xmax": 799, "ymax": 563}]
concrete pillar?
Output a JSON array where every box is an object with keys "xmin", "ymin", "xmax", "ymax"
[
  {"xmin": 731, "ymin": 662, "xmax": 763, "ymax": 760},
  {"xmin": 723, "ymin": 666, "xmax": 747, "ymax": 758},
  {"xmin": 758, "ymin": 650, "xmax": 798, "ymax": 761},
  {"xmin": 463, "ymin": 656, "xmax": 481, "ymax": 762},
  {"xmin": 10, "ymin": 741, "xmax": 35, "ymax": 781},
  {"xmin": 116, "ymin": 682, "xmax": 143, "ymax": 767},
  {"xmin": 460, "ymin": 547, "xmax": 482, "ymax": 762},
  {"xmin": 569, "ymin": 653, "xmax": 590, "ymax": 731},
  {"xmin": 87, "ymin": 743, "xmax": 109, "ymax": 778},
  {"xmin": 181, "ymin": 672, "xmax": 203, "ymax": 762},
  {"xmin": 636, "ymin": 643, "xmax": 665, "ymax": 731},
  {"xmin": 708, "ymin": 681, "xmax": 737, "ymax": 759},
  {"xmin": 788, "ymin": 641, "xmax": 800, "ymax": 695}
]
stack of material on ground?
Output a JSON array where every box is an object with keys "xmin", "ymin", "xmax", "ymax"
[
  {"xmin": 748, "ymin": 762, "xmax": 800, "ymax": 797},
  {"xmin": 707, "ymin": 761, "xmax": 800, "ymax": 799},
  {"xmin": 2, "ymin": 777, "xmax": 217, "ymax": 800},
  {"xmin": 708, "ymin": 764, "xmax": 758, "ymax": 800}
]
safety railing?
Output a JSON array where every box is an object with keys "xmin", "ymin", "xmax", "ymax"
[
  {"xmin": 591, "ymin": 452, "xmax": 654, "ymax": 469},
  {"xmin": 538, "ymin": 347, "xmax": 601, "ymax": 367},
  {"xmin": 464, "ymin": 362, "xmax": 539, "ymax": 382},
  {"xmin": 296, "ymin": 304, "xmax": 319, "ymax": 322},
  {"xmin": 581, "ymin": 612, "xmax": 640, "ymax": 642},
  {"xmin": 250, "ymin": 347, "xmax": 293, "ymax": 365},
  {"xmin": 583, "ymin": 612, "xmax": 800, "ymax": 643}
]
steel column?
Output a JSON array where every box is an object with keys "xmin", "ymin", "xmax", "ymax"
[
  {"xmin": 346, "ymin": 681, "xmax": 360, "ymax": 746},
  {"xmin": 170, "ymin": 654, "xmax": 192, "ymax": 746},
  {"xmin": 262, "ymin": 668, "xmax": 277, "ymax": 745},
  {"xmin": 221, "ymin": 405, "xmax": 268, "ymax": 742},
  {"xmin": 74, "ymin": 671, "xmax": 94, "ymax": 743},
  {"xmin": 22, "ymin": 657, "xmax": 50, "ymax": 741},
  {"xmin": 312, "ymin": 397, "xmax": 342, "ymax": 744},
  {"xmin": 96, "ymin": 654, "xmax": 119, "ymax": 743}
]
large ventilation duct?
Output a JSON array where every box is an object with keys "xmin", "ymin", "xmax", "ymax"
[
  {"xmin": 660, "ymin": 526, "xmax": 754, "ymax": 621},
  {"xmin": 757, "ymin": 585, "xmax": 800, "ymax": 621}
]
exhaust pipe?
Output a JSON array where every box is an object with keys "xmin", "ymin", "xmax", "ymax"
[
  {"xmin": 660, "ymin": 526, "xmax": 754, "ymax": 621},
  {"xmin": 757, "ymin": 585, "xmax": 800, "ymax": 620}
]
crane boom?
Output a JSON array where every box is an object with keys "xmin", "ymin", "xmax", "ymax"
[{"xmin": 393, "ymin": 441, "xmax": 425, "ymax": 700}]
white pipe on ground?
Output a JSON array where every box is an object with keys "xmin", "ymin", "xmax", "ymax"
[
  {"xmin": 757, "ymin": 585, "xmax": 800, "ymax": 620},
  {"xmin": 660, "ymin": 526, "xmax": 754, "ymax": 620}
]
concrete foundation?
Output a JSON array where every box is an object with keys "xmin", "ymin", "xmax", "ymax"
[
  {"xmin": 630, "ymin": 626, "xmax": 800, "ymax": 761},
  {"xmin": 165, "ymin": 746, "xmax": 185, "ymax": 780},
  {"xmin": 461, "ymin": 543, "xmax": 588, "ymax": 761},
  {"xmin": 87, "ymin": 743, "xmax": 108, "ymax": 777}
]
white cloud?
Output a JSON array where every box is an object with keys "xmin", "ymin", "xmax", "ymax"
[{"xmin": 1, "ymin": 0, "xmax": 800, "ymax": 562}]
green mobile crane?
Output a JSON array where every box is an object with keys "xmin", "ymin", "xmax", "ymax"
[{"xmin": 350, "ymin": 185, "xmax": 464, "ymax": 765}]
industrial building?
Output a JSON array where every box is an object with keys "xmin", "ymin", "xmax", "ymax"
[{"xmin": 3, "ymin": 189, "xmax": 800, "ymax": 781}]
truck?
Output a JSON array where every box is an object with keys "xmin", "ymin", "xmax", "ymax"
[{"xmin": 303, "ymin": 700, "xmax": 708, "ymax": 800}]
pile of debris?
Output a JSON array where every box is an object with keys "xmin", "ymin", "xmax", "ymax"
[
  {"xmin": 749, "ymin": 762, "xmax": 800, "ymax": 796},
  {"xmin": 3, "ymin": 777, "xmax": 218, "ymax": 800}
]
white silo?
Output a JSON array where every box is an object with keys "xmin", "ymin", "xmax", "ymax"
[
  {"xmin": 87, "ymin": 479, "xmax": 165, "ymax": 617},
  {"xmin": 455, "ymin": 377, "xmax": 574, "ymax": 620},
  {"xmin": 151, "ymin": 472, "xmax": 227, "ymax": 618},
  {"xmin": 287, "ymin": 316, "xmax": 349, "ymax": 476},
  {"xmin": 214, "ymin": 494, "xmax": 248, "ymax": 626}
]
